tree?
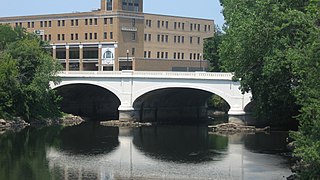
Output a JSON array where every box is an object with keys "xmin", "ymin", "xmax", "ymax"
[
  {"xmin": 0, "ymin": 25, "xmax": 61, "ymax": 121},
  {"xmin": 219, "ymin": 0, "xmax": 311, "ymax": 126},
  {"xmin": 203, "ymin": 26, "xmax": 224, "ymax": 72}
]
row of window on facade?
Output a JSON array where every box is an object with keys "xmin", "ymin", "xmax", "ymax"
[
  {"xmin": 54, "ymin": 32, "xmax": 114, "ymax": 41},
  {"xmin": 145, "ymin": 19, "xmax": 211, "ymax": 32},
  {"xmin": 144, "ymin": 34, "xmax": 201, "ymax": 44},
  {"xmin": 14, "ymin": 18, "xmax": 114, "ymax": 29},
  {"xmin": 143, "ymin": 51, "xmax": 202, "ymax": 60},
  {"xmin": 122, "ymin": 0, "xmax": 140, "ymax": 12}
]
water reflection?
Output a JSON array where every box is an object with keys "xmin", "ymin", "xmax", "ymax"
[
  {"xmin": 133, "ymin": 126, "xmax": 228, "ymax": 163},
  {"xmin": 0, "ymin": 124, "xmax": 292, "ymax": 179},
  {"xmin": 58, "ymin": 122, "xmax": 119, "ymax": 155}
]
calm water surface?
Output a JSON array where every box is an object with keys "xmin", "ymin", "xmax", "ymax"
[{"xmin": 0, "ymin": 122, "xmax": 291, "ymax": 180}]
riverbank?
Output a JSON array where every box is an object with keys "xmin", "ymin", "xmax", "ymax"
[
  {"xmin": 0, "ymin": 114, "xmax": 84, "ymax": 134},
  {"xmin": 100, "ymin": 120, "xmax": 152, "ymax": 128}
]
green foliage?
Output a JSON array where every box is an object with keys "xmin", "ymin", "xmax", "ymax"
[
  {"xmin": 0, "ymin": 25, "xmax": 62, "ymax": 121},
  {"xmin": 203, "ymin": 26, "xmax": 224, "ymax": 72},
  {"xmin": 219, "ymin": 0, "xmax": 320, "ymax": 177},
  {"xmin": 207, "ymin": 95, "xmax": 230, "ymax": 112},
  {"xmin": 219, "ymin": 0, "xmax": 311, "ymax": 124}
]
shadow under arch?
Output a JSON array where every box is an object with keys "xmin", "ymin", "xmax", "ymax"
[
  {"xmin": 132, "ymin": 126, "xmax": 228, "ymax": 163},
  {"xmin": 58, "ymin": 122, "xmax": 120, "ymax": 155},
  {"xmin": 55, "ymin": 83, "xmax": 121, "ymax": 121},
  {"xmin": 133, "ymin": 87, "xmax": 229, "ymax": 123}
]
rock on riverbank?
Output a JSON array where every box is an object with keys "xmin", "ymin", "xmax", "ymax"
[
  {"xmin": 209, "ymin": 123, "xmax": 270, "ymax": 134},
  {"xmin": 100, "ymin": 120, "xmax": 152, "ymax": 128},
  {"xmin": 0, "ymin": 118, "xmax": 30, "ymax": 133}
]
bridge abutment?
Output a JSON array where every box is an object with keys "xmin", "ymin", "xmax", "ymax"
[{"xmin": 118, "ymin": 106, "xmax": 135, "ymax": 121}]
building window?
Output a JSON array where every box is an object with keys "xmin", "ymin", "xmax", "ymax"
[
  {"xmin": 178, "ymin": 36, "xmax": 180, "ymax": 43},
  {"xmin": 62, "ymin": 34, "xmax": 65, "ymax": 41},
  {"xmin": 132, "ymin": 48, "xmax": 135, "ymax": 56},
  {"xmin": 110, "ymin": 18, "xmax": 113, "ymax": 24},
  {"xmin": 75, "ymin": 33, "xmax": 78, "ymax": 40},
  {"xmin": 75, "ymin": 19, "xmax": 78, "ymax": 26},
  {"xmin": 48, "ymin": 34, "xmax": 51, "ymax": 41},
  {"xmin": 40, "ymin": 21, "xmax": 43, "ymax": 27},
  {"xmin": 94, "ymin": 33, "xmax": 97, "ymax": 39},
  {"xmin": 148, "ymin": 34, "xmax": 151, "ymax": 41},
  {"xmin": 161, "ymin": 21, "xmax": 164, "ymax": 27},
  {"xmin": 178, "ymin": 22, "xmax": 181, "ymax": 28},
  {"xmin": 27, "ymin": 22, "xmax": 30, "ymax": 28},
  {"xmin": 165, "ymin": 35, "xmax": 168, "ymax": 43},
  {"xmin": 208, "ymin": 25, "xmax": 211, "ymax": 31},
  {"xmin": 197, "ymin": 53, "xmax": 200, "ymax": 60},
  {"xmin": 190, "ymin": 23, "xmax": 193, "ymax": 31},
  {"xmin": 146, "ymin": 19, "xmax": 152, "ymax": 27},
  {"xmin": 165, "ymin": 52, "xmax": 168, "ymax": 59},
  {"xmin": 32, "ymin": 22, "xmax": 34, "ymax": 28},
  {"xmin": 166, "ymin": 21, "xmax": 168, "ymax": 29},
  {"xmin": 107, "ymin": 0, "xmax": 113, "ymax": 11},
  {"xmin": 174, "ymin": 22, "xmax": 177, "ymax": 29},
  {"xmin": 58, "ymin": 20, "xmax": 60, "ymax": 27},
  {"xmin": 194, "ymin": 24, "xmax": 197, "ymax": 30},
  {"xmin": 132, "ymin": 19, "xmax": 136, "ymax": 27},
  {"xmin": 174, "ymin": 36, "xmax": 176, "ymax": 43},
  {"xmin": 157, "ymin": 52, "xmax": 160, "ymax": 58},
  {"xmin": 57, "ymin": 34, "xmax": 61, "ymax": 41},
  {"xmin": 132, "ymin": 32, "xmax": 136, "ymax": 41},
  {"xmin": 204, "ymin": 25, "xmax": 207, "ymax": 32},
  {"xmin": 174, "ymin": 52, "xmax": 176, "ymax": 59},
  {"xmin": 198, "ymin": 24, "xmax": 200, "ymax": 31},
  {"xmin": 44, "ymin": 35, "xmax": 47, "ymax": 41},
  {"xmin": 49, "ymin": 21, "xmax": 52, "ymax": 27},
  {"xmin": 190, "ymin": 37, "xmax": 193, "ymax": 44},
  {"xmin": 44, "ymin": 21, "xmax": 47, "ymax": 27},
  {"xmin": 157, "ymin": 20, "xmax": 160, "ymax": 28},
  {"xmin": 157, "ymin": 34, "xmax": 160, "ymax": 42},
  {"xmin": 62, "ymin": 20, "xmax": 65, "ymax": 27},
  {"xmin": 71, "ymin": 20, "xmax": 74, "ymax": 26},
  {"xmin": 148, "ymin": 51, "xmax": 151, "ymax": 58},
  {"xmin": 104, "ymin": 18, "xmax": 108, "ymax": 24},
  {"xmin": 89, "ymin": 33, "xmax": 92, "ymax": 39},
  {"xmin": 94, "ymin": 18, "xmax": 98, "ymax": 25},
  {"xmin": 182, "ymin": 36, "xmax": 184, "ymax": 43},
  {"xmin": 144, "ymin": 34, "xmax": 147, "ymax": 41},
  {"xmin": 161, "ymin": 35, "xmax": 164, "ymax": 42},
  {"xmin": 182, "ymin": 53, "xmax": 184, "ymax": 60},
  {"xmin": 85, "ymin": 33, "xmax": 88, "ymax": 40},
  {"xmin": 194, "ymin": 53, "xmax": 196, "ymax": 60},
  {"xmin": 71, "ymin": 34, "xmax": 74, "ymax": 40},
  {"xmin": 144, "ymin": 51, "xmax": 147, "ymax": 58},
  {"xmin": 110, "ymin": 32, "xmax": 113, "ymax": 39},
  {"xmin": 90, "ymin": 19, "xmax": 93, "ymax": 25},
  {"xmin": 182, "ymin": 23, "xmax": 185, "ymax": 30},
  {"xmin": 198, "ymin": 37, "xmax": 200, "ymax": 44},
  {"xmin": 190, "ymin": 53, "xmax": 192, "ymax": 60},
  {"xmin": 85, "ymin": 19, "xmax": 88, "ymax": 25},
  {"xmin": 161, "ymin": 52, "xmax": 164, "ymax": 59}
]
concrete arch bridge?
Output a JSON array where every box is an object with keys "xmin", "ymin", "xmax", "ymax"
[{"xmin": 51, "ymin": 71, "xmax": 252, "ymax": 122}]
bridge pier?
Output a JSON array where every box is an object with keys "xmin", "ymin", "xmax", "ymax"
[{"xmin": 118, "ymin": 106, "xmax": 135, "ymax": 122}]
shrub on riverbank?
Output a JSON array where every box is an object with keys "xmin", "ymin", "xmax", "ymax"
[{"xmin": 0, "ymin": 25, "xmax": 62, "ymax": 121}]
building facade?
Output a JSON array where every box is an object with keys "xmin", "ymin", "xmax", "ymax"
[{"xmin": 0, "ymin": 0, "xmax": 214, "ymax": 71}]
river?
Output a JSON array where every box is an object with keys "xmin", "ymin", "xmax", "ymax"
[{"xmin": 0, "ymin": 122, "xmax": 292, "ymax": 180}]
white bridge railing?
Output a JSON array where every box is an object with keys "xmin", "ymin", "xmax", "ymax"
[{"xmin": 58, "ymin": 71, "xmax": 235, "ymax": 80}]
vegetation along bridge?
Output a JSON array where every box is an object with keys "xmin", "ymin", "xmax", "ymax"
[{"xmin": 51, "ymin": 71, "xmax": 252, "ymax": 122}]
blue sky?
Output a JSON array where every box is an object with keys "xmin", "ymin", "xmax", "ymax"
[{"xmin": 0, "ymin": 0, "xmax": 224, "ymax": 27}]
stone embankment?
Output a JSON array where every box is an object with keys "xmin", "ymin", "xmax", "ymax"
[
  {"xmin": 0, "ymin": 118, "xmax": 30, "ymax": 134},
  {"xmin": 0, "ymin": 114, "xmax": 84, "ymax": 134},
  {"xmin": 100, "ymin": 120, "xmax": 152, "ymax": 128},
  {"xmin": 209, "ymin": 123, "xmax": 270, "ymax": 134}
]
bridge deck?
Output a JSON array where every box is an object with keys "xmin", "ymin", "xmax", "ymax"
[{"xmin": 58, "ymin": 71, "xmax": 234, "ymax": 80}]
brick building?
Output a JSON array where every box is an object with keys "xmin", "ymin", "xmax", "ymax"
[{"xmin": 0, "ymin": 0, "xmax": 214, "ymax": 71}]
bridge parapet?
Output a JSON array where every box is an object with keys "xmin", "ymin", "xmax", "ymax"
[{"xmin": 58, "ymin": 71, "xmax": 234, "ymax": 80}]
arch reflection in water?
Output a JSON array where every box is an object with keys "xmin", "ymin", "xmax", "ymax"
[
  {"xmin": 133, "ymin": 125, "xmax": 228, "ymax": 163},
  {"xmin": 58, "ymin": 122, "xmax": 119, "ymax": 155}
]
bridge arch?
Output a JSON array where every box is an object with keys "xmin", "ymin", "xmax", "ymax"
[
  {"xmin": 132, "ymin": 84, "xmax": 235, "ymax": 109},
  {"xmin": 53, "ymin": 83, "xmax": 121, "ymax": 120}
]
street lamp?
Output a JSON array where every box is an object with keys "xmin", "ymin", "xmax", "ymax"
[
  {"xmin": 126, "ymin": 49, "xmax": 129, "ymax": 70},
  {"xmin": 199, "ymin": 53, "xmax": 202, "ymax": 71}
]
